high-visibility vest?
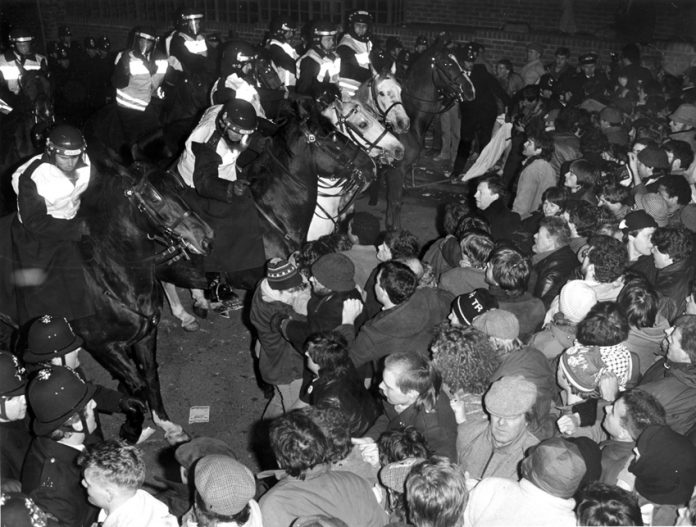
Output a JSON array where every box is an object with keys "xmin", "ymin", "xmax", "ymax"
[
  {"xmin": 210, "ymin": 73, "xmax": 266, "ymax": 118},
  {"xmin": 337, "ymin": 34, "xmax": 372, "ymax": 98},
  {"xmin": 299, "ymin": 48, "xmax": 341, "ymax": 85},
  {"xmin": 0, "ymin": 52, "xmax": 46, "ymax": 95},
  {"xmin": 268, "ymin": 39, "xmax": 299, "ymax": 87},
  {"xmin": 13, "ymin": 153, "xmax": 91, "ymax": 221},
  {"xmin": 167, "ymin": 32, "xmax": 207, "ymax": 72},
  {"xmin": 177, "ymin": 105, "xmax": 244, "ymax": 185},
  {"xmin": 114, "ymin": 51, "xmax": 168, "ymax": 111}
]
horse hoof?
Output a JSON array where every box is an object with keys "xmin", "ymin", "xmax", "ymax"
[
  {"xmin": 181, "ymin": 318, "xmax": 200, "ymax": 332},
  {"xmin": 192, "ymin": 302, "xmax": 208, "ymax": 319}
]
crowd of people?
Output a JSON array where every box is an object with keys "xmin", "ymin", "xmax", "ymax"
[{"xmin": 4, "ymin": 6, "xmax": 696, "ymax": 527}]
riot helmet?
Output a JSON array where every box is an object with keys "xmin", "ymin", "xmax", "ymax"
[
  {"xmin": 179, "ymin": 7, "xmax": 204, "ymax": 37},
  {"xmin": 45, "ymin": 124, "xmax": 86, "ymax": 167},
  {"xmin": 97, "ymin": 36, "xmax": 112, "ymax": 52},
  {"xmin": 269, "ymin": 16, "xmax": 296, "ymax": 41},
  {"xmin": 347, "ymin": 10, "xmax": 373, "ymax": 42},
  {"xmin": 217, "ymin": 98, "xmax": 258, "ymax": 139},
  {"xmin": 312, "ymin": 22, "xmax": 337, "ymax": 53},
  {"xmin": 132, "ymin": 26, "xmax": 157, "ymax": 56},
  {"xmin": 84, "ymin": 36, "xmax": 97, "ymax": 50},
  {"xmin": 221, "ymin": 40, "xmax": 257, "ymax": 76},
  {"xmin": 9, "ymin": 28, "xmax": 34, "ymax": 57}
]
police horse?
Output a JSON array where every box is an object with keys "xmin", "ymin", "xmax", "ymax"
[
  {"xmin": 361, "ymin": 43, "xmax": 476, "ymax": 229},
  {"xmin": 161, "ymin": 101, "xmax": 380, "ymax": 329},
  {"xmin": 0, "ymin": 156, "xmax": 213, "ymax": 442}
]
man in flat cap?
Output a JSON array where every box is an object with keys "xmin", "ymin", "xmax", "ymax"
[{"xmin": 456, "ymin": 376, "xmax": 539, "ymax": 481}]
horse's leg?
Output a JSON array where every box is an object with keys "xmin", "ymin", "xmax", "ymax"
[
  {"xmin": 161, "ymin": 281, "xmax": 199, "ymax": 332},
  {"xmin": 132, "ymin": 329, "xmax": 189, "ymax": 445},
  {"xmin": 384, "ymin": 165, "xmax": 404, "ymax": 230}
]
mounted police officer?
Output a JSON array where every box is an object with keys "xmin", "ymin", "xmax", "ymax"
[
  {"xmin": 10, "ymin": 125, "xmax": 93, "ymax": 325},
  {"xmin": 267, "ymin": 16, "xmax": 299, "ymax": 92},
  {"xmin": 336, "ymin": 10, "xmax": 374, "ymax": 98},
  {"xmin": 296, "ymin": 22, "xmax": 341, "ymax": 98},
  {"xmin": 57, "ymin": 25, "xmax": 82, "ymax": 64},
  {"xmin": 167, "ymin": 7, "xmax": 209, "ymax": 77},
  {"xmin": 0, "ymin": 28, "xmax": 49, "ymax": 158},
  {"xmin": 175, "ymin": 98, "xmax": 266, "ymax": 314},
  {"xmin": 212, "ymin": 40, "xmax": 266, "ymax": 119},
  {"xmin": 112, "ymin": 26, "xmax": 168, "ymax": 144}
]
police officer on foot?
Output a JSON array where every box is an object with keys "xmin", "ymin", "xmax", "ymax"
[
  {"xmin": 0, "ymin": 351, "xmax": 30, "ymax": 492},
  {"xmin": 22, "ymin": 365, "xmax": 100, "ymax": 527},
  {"xmin": 23, "ymin": 314, "xmax": 148, "ymax": 444}
]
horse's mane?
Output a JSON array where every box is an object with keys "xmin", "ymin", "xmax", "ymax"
[{"xmin": 80, "ymin": 154, "xmax": 136, "ymax": 226}]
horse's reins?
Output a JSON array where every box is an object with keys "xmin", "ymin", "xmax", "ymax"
[
  {"xmin": 368, "ymin": 76, "xmax": 405, "ymax": 128},
  {"xmin": 401, "ymin": 54, "xmax": 473, "ymax": 114},
  {"xmin": 329, "ymin": 100, "xmax": 391, "ymax": 158}
]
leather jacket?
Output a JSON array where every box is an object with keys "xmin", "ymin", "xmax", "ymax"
[{"xmin": 530, "ymin": 245, "xmax": 579, "ymax": 308}]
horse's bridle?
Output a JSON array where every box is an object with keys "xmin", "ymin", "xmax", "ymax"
[
  {"xmin": 403, "ymin": 52, "xmax": 475, "ymax": 113},
  {"xmin": 368, "ymin": 76, "xmax": 405, "ymax": 128},
  {"xmin": 258, "ymin": 124, "xmax": 372, "ymax": 239},
  {"xmin": 124, "ymin": 178, "xmax": 205, "ymax": 265},
  {"xmin": 327, "ymin": 98, "xmax": 392, "ymax": 159}
]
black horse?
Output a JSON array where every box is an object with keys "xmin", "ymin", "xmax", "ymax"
[
  {"xmin": 161, "ymin": 102, "xmax": 376, "ymax": 327},
  {"xmin": 0, "ymin": 156, "xmax": 213, "ymax": 440},
  {"xmin": 379, "ymin": 43, "xmax": 476, "ymax": 228}
]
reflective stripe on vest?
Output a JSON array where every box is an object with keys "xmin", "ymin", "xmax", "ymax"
[
  {"xmin": 300, "ymin": 49, "xmax": 340, "ymax": 83},
  {"xmin": 115, "ymin": 52, "xmax": 167, "ymax": 111},
  {"xmin": 338, "ymin": 34, "xmax": 372, "ymax": 69},
  {"xmin": 269, "ymin": 39, "xmax": 298, "ymax": 87},
  {"xmin": 0, "ymin": 55, "xmax": 44, "ymax": 95}
]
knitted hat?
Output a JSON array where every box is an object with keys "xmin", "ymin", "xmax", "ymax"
[
  {"xmin": 630, "ymin": 425, "xmax": 696, "ymax": 505},
  {"xmin": 619, "ymin": 210, "xmax": 658, "ymax": 231},
  {"xmin": 484, "ymin": 375, "xmax": 537, "ymax": 418},
  {"xmin": 379, "ymin": 457, "xmax": 425, "ymax": 493},
  {"xmin": 266, "ymin": 258, "xmax": 303, "ymax": 291},
  {"xmin": 669, "ymin": 103, "xmax": 696, "ymax": 127},
  {"xmin": 579, "ymin": 52, "xmax": 598, "ymax": 65},
  {"xmin": 195, "ymin": 455, "xmax": 256, "ymax": 516},
  {"xmin": 311, "ymin": 254, "xmax": 355, "ymax": 292},
  {"xmin": 24, "ymin": 314, "xmax": 83, "ymax": 364},
  {"xmin": 451, "ymin": 289, "xmax": 498, "ymax": 325},
  {"xmin": 472, "ymin": 309, "xmax": 519, "ymax": 340},
  {"xmin": 637, "ymin": 146, "xmax": 670, "ymax": 169},
  {"xmin": 634, "ymin": 193, "xmax": 669, "ymax": 227},
  {"xmin": 680, "ymin": 204, "xmax": 696, "ymax": 233},
  {"xmin": 600, "ymin": 107, "xmax": 623, "ymax": 125},
  {"xmin": 350, "ymin": 212, "xmax": 380, "ymax": 246},
  {"xmin": 559, "ymin": 345, "xmax": 605, "ymax": 393},
  {"xmin": 175, "ymin": 437, "xmax": 236, "ymax": 470},
  {"xmin": 559, "ymin": 280, "xmax": 597, "ymax": 324},
  {"xmin": 521, "ymin": 438, "xmax": 587, "ymax": 499}
]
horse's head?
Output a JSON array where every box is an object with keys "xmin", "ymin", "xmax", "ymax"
[
  {"xmin": 294, "ymin": 117, "xmax": 377, "ymax": 198},
  {"xmin": 254, "ymin": 52, "xmax": 283, "ymax": 91},
  {"xmin": 369, "ymin": 73, "xmax": 410, "ymax": 134},
  {"xmin": 126, "ymin": 165, "xmax": 214, "ymax": 259},
  {"xmin": 431, "ymin": 50, "xmax": 476, "ymax": 103},
  {"xmin": 320, "ymin": 96, "xmax": 404, "ymax": 166}
]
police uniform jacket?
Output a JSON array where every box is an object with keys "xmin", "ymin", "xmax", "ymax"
[
  {"xmin": 0, "ymin": 419, "xmax": 32, "ymax": 486},
  {"xmin": 296, "ymin": 47, "xmax": 341, "ymax": 98},
  {"xmin": 0, "ymin": 50, "xmax": 47, "ymax": 113},
  {"xmin": 168, "ymin": 31, "xmax": 209, "ymax": 75},
  {"xmin": 268, "ymin": 38, "xmax": 299, "ymax": 88},
  {"xmin": 21, "ymin": 437, "xmax": 98, "ymax": 527},
  {"xmin": 175, "ymin": 105, "xmax": 265, "ymax": 273},
  {"xmin": 10, "ymin": 154, "xmax": 93, "ymax": 323},
  {"xmin": 112, "ymin": 49, "xmax": 168, "ymax": 112},
  {"xmin": 336, "ymin": 33, "xmax": 372, "ymax": 97}
]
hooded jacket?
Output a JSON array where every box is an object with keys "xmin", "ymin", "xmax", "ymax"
[
  {"xmin": 346, "ymin": 287, "xmax": 453, "ymax": 368},
  {"xmin": 639, "ymin": 359, "xmax": 696, "ymax": 435},
  {"xmin": 625, "ymin": 314, "xmax": 670, "ymax": 375}
]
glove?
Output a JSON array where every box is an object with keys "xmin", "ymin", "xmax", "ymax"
[
  {"xmin": 119, "ymin": 396, "xmax": 148, "ymax": 416},
  {"xmin": 226, "ymin": 179, "xmax": 250, "ymax": 201}
]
